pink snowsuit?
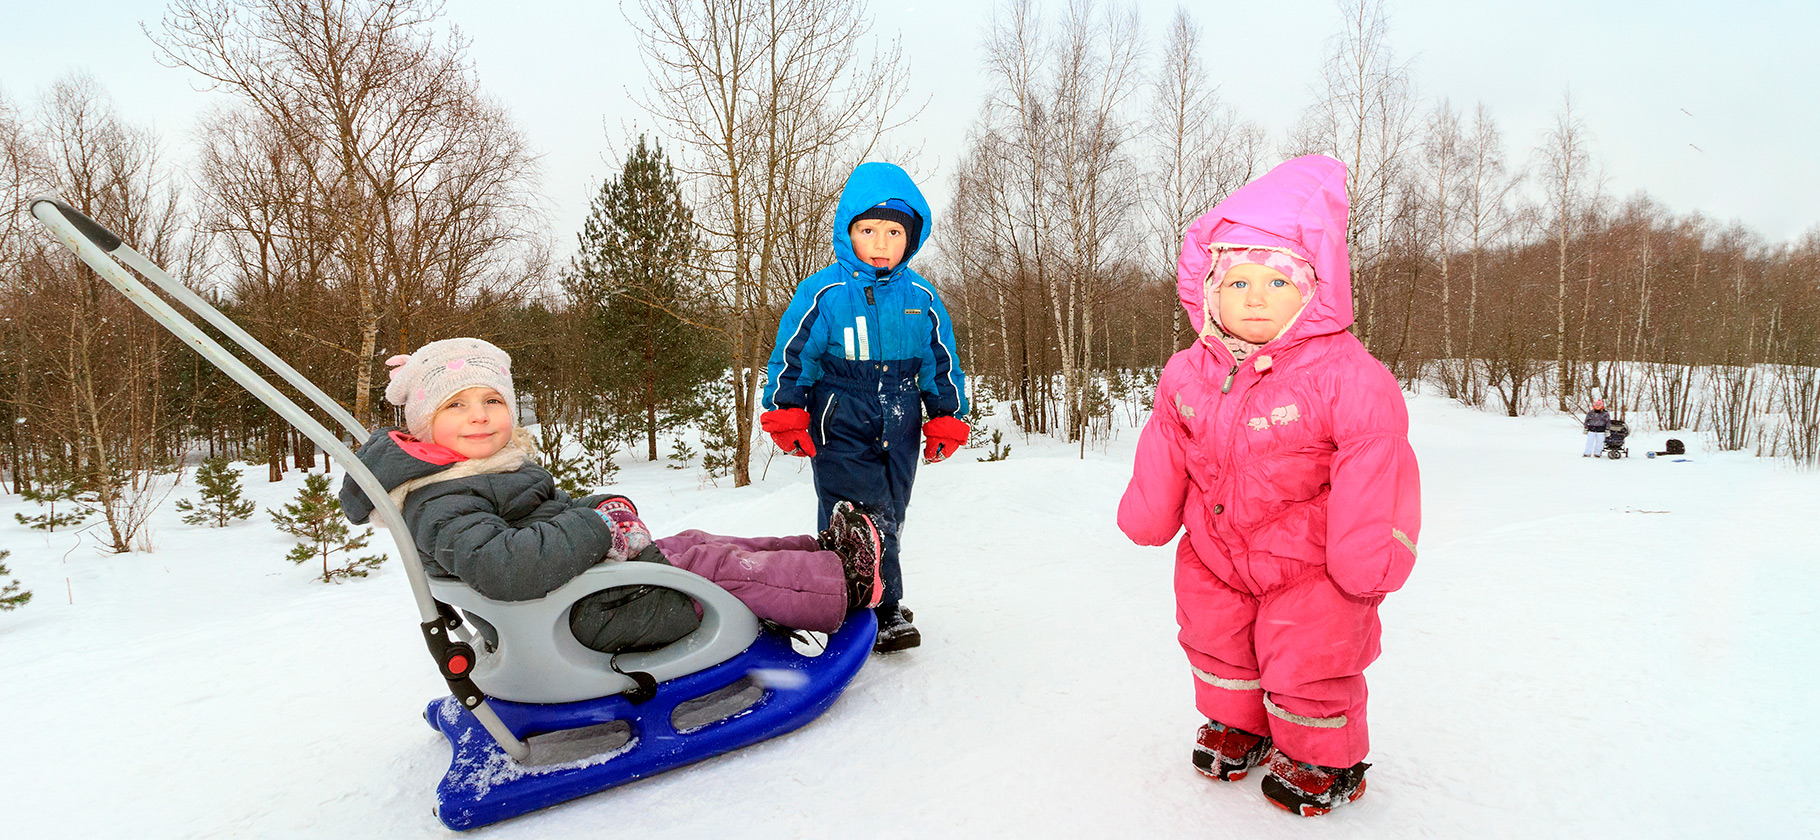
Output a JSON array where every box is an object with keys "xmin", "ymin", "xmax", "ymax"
[{"xmin": 1118, "ymin": 155, "xmax": 1420, "ymax": 769}]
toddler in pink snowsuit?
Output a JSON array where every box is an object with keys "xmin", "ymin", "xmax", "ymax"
[{"xmin": 1118, "ymin": 156, "xmax": 1420, "ymax": 816}]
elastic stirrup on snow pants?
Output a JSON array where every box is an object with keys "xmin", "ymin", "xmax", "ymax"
[{"xmin": 807, "ymin": 355, "xmax": 923, "ymax": 613}]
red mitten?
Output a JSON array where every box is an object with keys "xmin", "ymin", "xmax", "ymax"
[
  {"xmin": 922, "ymin": 415, "xmax": 970, "ymax": 462},
  {"xmin": 760, "ymin": 407, "xmax": 816, "ymax": 457}
]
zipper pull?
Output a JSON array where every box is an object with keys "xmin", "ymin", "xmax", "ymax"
[
  {"xmin": 864, "ymin": 286, "xmax": 875, "ymax": 306},
  {"xmin": 1221, "ymin": 365, "xmax": 1239, "ymax": 394}
]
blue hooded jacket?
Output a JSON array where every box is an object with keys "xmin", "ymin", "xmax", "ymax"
[{"xmin": 763, "ymin": 162, "xmax": 968, "ymax": 417}]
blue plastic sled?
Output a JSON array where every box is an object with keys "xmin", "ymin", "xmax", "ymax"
[
  {"xmin": 424, "ymin": 610, "xmax": 876, "ymax": 831},
  {"xmin": 21, "ymin": 196, "xmax": 880, "ymax": 835}
]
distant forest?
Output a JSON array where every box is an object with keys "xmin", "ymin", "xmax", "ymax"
[{"xmin": 2, "ymin": 0, "xmax": 1814, "ymax": 552}]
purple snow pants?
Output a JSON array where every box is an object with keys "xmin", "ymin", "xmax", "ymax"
[{"xmin": 654, "ymin": 529, "xmax": 849, "ymax": 633}]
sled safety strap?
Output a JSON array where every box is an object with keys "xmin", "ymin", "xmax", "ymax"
[
  {"xmin": 609, "ymin": 657, "xmax": 659, "ymax": 705},
  {"xmin": 422, "ymin": 603, "xmax": 485, "ymax": 709},
  {"xmin": 762, "ymin": 618, "xmax": 824, "ymax": 655}
]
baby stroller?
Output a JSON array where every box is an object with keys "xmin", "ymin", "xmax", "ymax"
[{"xmin": 1602, "ymin": 420, "xmax": 1631, "ymax": 459}]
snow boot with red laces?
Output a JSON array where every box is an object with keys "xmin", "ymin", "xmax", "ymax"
[
  {"xmin": 1192, "ymin": 720, "xmax": 1273, "ymax": 781},
  {"xmin": 819, "ymin": 500, "xmax": 883, "ymax": 610},
  {"xmin": 1260, "ymin": 750, "xmax": 1370, "ymax": 816}
]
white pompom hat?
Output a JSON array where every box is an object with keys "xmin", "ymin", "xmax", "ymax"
[{"xmin": 383, "ymin": 337, "xmax": 516, "ymax": 440}]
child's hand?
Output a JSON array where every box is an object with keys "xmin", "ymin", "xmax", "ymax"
[
  {"xmin": 922, "ymin": 416, "xmax": 970, "ymax": 462},
  {"xmin": 761, "ymin": 407, "xmax": 816, "ymax": 457},
  {"xmin": 595, "ymin": 497, "xmax": 653, "ymax": 560}
]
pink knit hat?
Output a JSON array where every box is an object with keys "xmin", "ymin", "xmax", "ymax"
[{"xmin": 383, "ymin": 338, "xmax": 516, "ymax": 440}]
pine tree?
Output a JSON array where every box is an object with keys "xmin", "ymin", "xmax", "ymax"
[
  {"xmin": 271, "ymin": 474, "xmax": 385, "ymax": 583},
  {"xmin": 13, "ymin": 460, "xmax": 91, "ymax": 532},
  {"xmin": 696, "ymin": 382, "xmax": 739, "ymax": 482},
  {"xmin": 0, "ymin": 550, "xmax": 31, "ymax": 611},
  {"xmin": 567, "ymin": 134, "xmax": 727, "ymax": 462},
  {"xmin": 174, "ymin": 457, "xmax": 257, "ymax": 527}
]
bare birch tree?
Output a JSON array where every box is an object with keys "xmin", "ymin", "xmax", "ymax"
[
  {"xmin": 1535, "ymin": 90, "xmax": 1594, "ymax": 410},
  {"xmin": 1289, "ymin": 0, "xmax": 1416, "ymax": 350},
  {"xmin": 1456, "ymin": 102, "xmax": 1515, "ymax": 406},
  {"xmin": 1144, "ymin": 7, "xmax": 1261, "ymax": 362}
]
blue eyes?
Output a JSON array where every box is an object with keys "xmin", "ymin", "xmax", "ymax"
[
  {"xmin": 1229, "ymin": 278, "xmax": 1290, "ymax": 290},
  {"xmin": 1271, "ymin": 279, "xmax": 1288, "ymax": 287}
]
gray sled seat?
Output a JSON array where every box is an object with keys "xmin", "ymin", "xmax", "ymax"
[{"xmin": 429, "ymin": 562, "xmax": 760, "ymax": 704}]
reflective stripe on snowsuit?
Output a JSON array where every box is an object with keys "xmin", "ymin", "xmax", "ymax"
[{"xmin": 1177, "ymin": 544, "xmax": 1380, "ymax": 765}]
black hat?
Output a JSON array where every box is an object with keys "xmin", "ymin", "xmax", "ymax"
[{"xmin": 852, "ymin": 198, "xmax": 922, "ymax": 251}]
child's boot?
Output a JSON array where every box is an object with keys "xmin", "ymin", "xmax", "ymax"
[
  {"xmin": 821, "ymin": 500, "xmax": 883, "ymax": 610},
  {"xmin": 1260, "ymin": 749, "xmax": 1370, "ymax": 816},
  {"xmin": 873, "ymin": 604, "xmax": 920, "ymax": 653},
  {"xmin": 1192, "ymin": 721, "xmax": 1272, "ymax": 781}
]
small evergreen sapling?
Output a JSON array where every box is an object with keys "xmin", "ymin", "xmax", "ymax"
[
  {"xmin": 976, "ymin": 429, "xmax": 1012, "ymax": 462},
  {"xmin": 0, "ymin": 550, "xmax": 30, "ymax": 611},
  {"xmin": 271, "ymin": 474, "xmax": 386, "ymax": 582},
  {"xmin": 13, "ymin": 461, "xmax": 91, "ymax": 532},
  {"xmin": 699, "ymin": 403, "xmax": 737, "ymax": 481},
  {"xmin": 175, "ymin": 457, "xmax": 257, "ymax": 527},
  {"xmin": 966, "ymin": 403, "xmax": 1011, "ymax": 462},
  {"xmin": 667, "ymin": 438, "xmax": 696, "ymax": 470}
]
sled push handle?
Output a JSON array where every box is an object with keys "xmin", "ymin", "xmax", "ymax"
[{"xmin": 27, "ymin": 196, "xmax": 535, "ymax": 761}]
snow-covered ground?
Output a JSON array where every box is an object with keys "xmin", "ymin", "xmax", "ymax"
[{"xmin": 3, "ymin": 392, "xmax": 1816, "ymax": 838}]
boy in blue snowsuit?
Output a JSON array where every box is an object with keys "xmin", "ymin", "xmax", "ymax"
[{"xmin": 761, "ymin": 162, "xmax": 969, "ymax": 653}]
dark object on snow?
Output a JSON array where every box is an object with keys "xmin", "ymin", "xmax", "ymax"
[
  {"xmin": 1646, "ymin": 438, "xmax": 1686, "ymax": 459},
  {"xmin": 1602, "ymin": 420, "xmax": 1630, "ymax": 459},
  {"xmin": 873, "ymin": 604, "xmax": 921, "ymax": 653}
]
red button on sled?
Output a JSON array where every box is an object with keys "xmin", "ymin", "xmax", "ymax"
[{"xmin": 448, "ymin": 655, "xmax": 470, "ymax": 674}]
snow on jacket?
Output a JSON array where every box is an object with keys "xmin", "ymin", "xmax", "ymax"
[
  {"xmin": 1117, "ymin": 155, "xmax": 1421, "ymax": 598},
  {"xmin": 339, "ymin": 427, "xmax": 699, "ymax": 651},
  {"xmin": 1583, "ymin": 409, "xmax": 1610, "ymax": 433},
  {"xmin": 763, "ymin": 162, "xmax": 968, "ymax": 417}
]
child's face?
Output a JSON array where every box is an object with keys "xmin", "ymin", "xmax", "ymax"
[
  {"xmin": 850, "ymin": 218, "xmax": 908, "ymax": 270},
  {"xmin": 1217, "ymin": 263, "xmax": 1304, "ymax": 345},
  {"xmin": 430, "ymin": 387, "xmax": 513, "ymax": 460}
]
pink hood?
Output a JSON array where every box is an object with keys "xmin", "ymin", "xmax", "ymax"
[
  {"xmin": 1119, "ymin": 154, "xmax": 1419, "ymax": 600},
  {"xmin": 1178, "ymin": 155, "xmax": 1353, "ymax": 361}
]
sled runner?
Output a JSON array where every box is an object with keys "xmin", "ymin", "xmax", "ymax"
[{"xmin": 28, "ymin": 197, "xmax": 876, "ymax": 831}]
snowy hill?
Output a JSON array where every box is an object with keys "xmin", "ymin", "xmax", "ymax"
[{"xmin": 2, "ymin": 392, "xmax": 1815, "ymax": 838}]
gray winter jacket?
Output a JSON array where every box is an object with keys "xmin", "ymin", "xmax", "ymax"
[
  {"xmin": 1583, "ymin": 409, "xmax": 1610, "ymax": 433},
  {"xmin": 339, "ymin": 428, "xmax": 700, "ymax": 653}
]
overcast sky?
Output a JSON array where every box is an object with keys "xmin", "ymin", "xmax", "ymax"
[{"xmin": 4, "ymin": 0, "xmax": 1816, "ymax": 256}]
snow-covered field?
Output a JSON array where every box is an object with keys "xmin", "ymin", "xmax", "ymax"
[{"xmin": 3, "ymin": 392, "xmax": 1816, "ymax": 838}]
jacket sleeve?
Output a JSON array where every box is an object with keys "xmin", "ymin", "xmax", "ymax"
[
  {"xmin": 765, "ymin": 277, "xmax": 838, "ymax": 410},
  {"xmin": 913, "ymin": 279, "xmax": 969, "ymax": 417},
  {"xmin": 1117, "ymin": 370, "xmax": 1191, "ymax": 546},
  {"xmin": 408, "ymin": 490, "xmax": 616, "ymax": 602},
  {"xmin": 1325, "ymin": 366, "xmax": 1421, "ymax": 598}
]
